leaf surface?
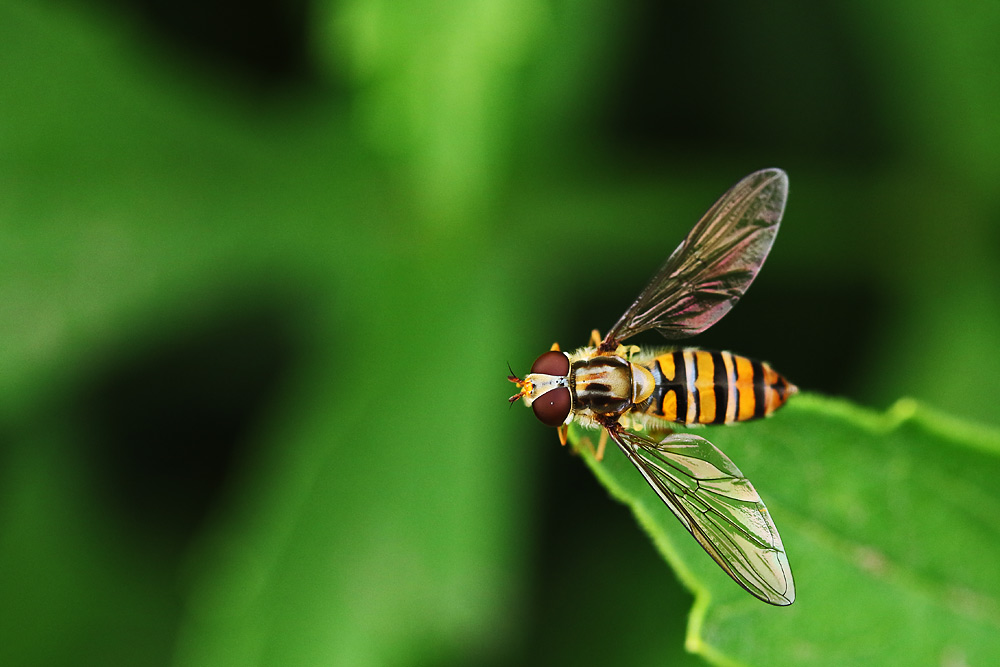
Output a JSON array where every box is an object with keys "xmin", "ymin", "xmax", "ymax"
[{"xmin": 572, "ymin": 394, "xmax": 1000, "ymax": 666}]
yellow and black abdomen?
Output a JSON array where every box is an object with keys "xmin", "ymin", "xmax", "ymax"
[{"xmin": 642, "ymin": 349, "xmax": 795, "ymax": 425}]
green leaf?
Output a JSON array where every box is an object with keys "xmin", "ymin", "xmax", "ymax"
[{"xmin": 570, "ymin": 393, "xmax": 1000, "ymax": 666}]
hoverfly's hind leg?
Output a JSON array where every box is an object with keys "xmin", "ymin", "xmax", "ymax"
[
  {"xmin": 647, "ymin": 426, "xmax": 675, "ymax": 443},
  {"xmin": 619, "ymin": 412, "xmax": 673, "ymax": 444},
  {"xmin": 589, "ymin": 329, "xmax": 602, "ymax": 347}
]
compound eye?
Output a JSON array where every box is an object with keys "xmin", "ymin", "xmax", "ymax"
[
  {"xmin": 532, "ymin": 387, "xmax": 571, "ymax": 427},
  {"xmin": 530, "ymin": 350, "xmax": 569, "ymax": 376}
]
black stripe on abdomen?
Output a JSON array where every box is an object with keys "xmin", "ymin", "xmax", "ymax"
[
  {"xmin": 711, "ymin": 351, "xmax": 728, "ymax": 424},
  {"xmin": 674, "ymin": 351, "xmax": 688, "ymax": 424},
  {"xmin": 751, "ymin": 359, "xmax": 767, "ymax": 419}
]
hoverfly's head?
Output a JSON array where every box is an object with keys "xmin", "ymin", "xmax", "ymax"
[{"xmin": 508, "ymin": 350, "xmax": 572, "ymax": 427}]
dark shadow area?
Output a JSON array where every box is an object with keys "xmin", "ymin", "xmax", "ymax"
[
  {"xmin": 602, "ymin": 0, "xmax": 892, "ymax": 165},
  {"xmin": 73, "ymin": 291, "xmax": 310, "ymax": 557},
  {"xmin": 98, "ymin": 0, "xmax": 317, "ymax": 87},
  {"xmin": 477, "ymin": 435, "xmax": 696, "ymax": 667},
  {"xmin": 689, "ymin": 279, "xmax": 885, "ymax": 397}
]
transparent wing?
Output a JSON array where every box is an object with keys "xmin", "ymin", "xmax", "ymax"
[
  {"xmin": 601, "ymin": 168, "xmax": 788, "ymax": 349},
  {"xmin": 608, "ymin": 427, "xmax": 795, "ymax": 605}
]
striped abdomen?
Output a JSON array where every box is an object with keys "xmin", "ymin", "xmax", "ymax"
[{"xmin": 642, "ymin": 349, "xmax": 795, "ymax": 425}]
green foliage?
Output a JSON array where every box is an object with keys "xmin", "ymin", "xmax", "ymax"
[{"xmin": 573, "ymin": 395, "xmax": 1000, "ymax": 665}]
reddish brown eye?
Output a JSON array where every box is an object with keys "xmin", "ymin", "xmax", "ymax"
[
  {"xmin": 530, "ymin": 350, "xmax": 569, "ymax": 376},
  {"xmin": 532, "ymin": 387, "xmax": 571, "ymax": 427}
]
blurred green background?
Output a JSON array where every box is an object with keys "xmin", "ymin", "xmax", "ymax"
[{"xmin": 1, "ymin": 0, "xmax": 999, "ymax": 665}]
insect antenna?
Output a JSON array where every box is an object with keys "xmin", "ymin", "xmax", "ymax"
[
  {"xmin": 507, "ymin": 362, "xmax": 528, "ymax": 407},
  {"xmin": 506, "ymin": 361, "xmax": 519, "ymax": 383}
]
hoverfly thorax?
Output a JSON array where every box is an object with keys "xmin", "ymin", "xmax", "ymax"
[{"xmin": 573, "ymin": 354, "xmax": 656, "ymax": 417}]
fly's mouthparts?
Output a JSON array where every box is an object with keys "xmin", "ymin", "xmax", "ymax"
[{"xmin": 507, "ymin": 375, "xmax": 532, "ymax": 403}]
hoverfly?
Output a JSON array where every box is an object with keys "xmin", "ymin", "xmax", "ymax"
[{"xmin": 509, "ymin": 168, "xmax": 796, "ymax": 605}]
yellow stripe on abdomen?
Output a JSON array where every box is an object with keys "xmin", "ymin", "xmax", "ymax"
[
  {"xmin": 660, "ymin": 389, "xmax": 678, "ymax": 421},
  {"xmin": 734, "ymin": 354, "xmax": 757, "ymax": 421},
  {"xmin": 694, "ymin": 350, "xmax": 716, "ymax": 424}
]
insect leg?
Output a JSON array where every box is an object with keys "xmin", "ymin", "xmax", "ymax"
[
  {"xmin": 574, "ymin": 428, "xmax": 609, "ymax": 461},
  {"xmin": 589, "ymin": 329, "xmax": 602, "ymax": 346},
  {"xmin": 595, "ymin": 428, "xmax": 608, "ymax": 461},
  {"xmin": 550, "ymin": 342, "xmax": 562, "ymax": 352},
  {"xmin": 644, "ymin": 426, "xmax": 674, "ymax": 444},
  {"xmin": 575, "ymin": 434, "xmax": 597, "ymax": 459}
]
